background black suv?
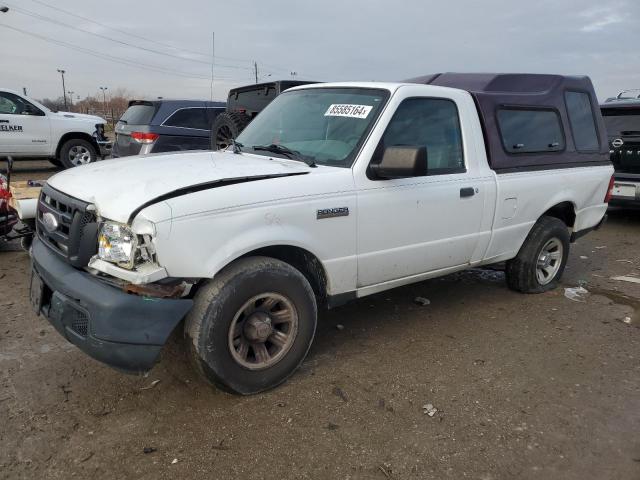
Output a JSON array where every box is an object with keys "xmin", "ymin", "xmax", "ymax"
[
  {"xmin": 112, "ymin": 99, "xmax": 225, "ymax": 157},
  {"xmin": 601, "ymin": 92, "xmax": 640, "ymax": 206},
  {"xmin": 210, "ymin": 80, "xmax": 317, "ymax": 150}
]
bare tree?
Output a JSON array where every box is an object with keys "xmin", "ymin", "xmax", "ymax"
[{"xmin": 38, "ymin": 87, "xmax": 138, "ymax": 127}]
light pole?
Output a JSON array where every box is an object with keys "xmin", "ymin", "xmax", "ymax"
[
  {"xmin": 99, "ymin": 86, "xmax": 108, "ymax": 114},
  {"xmin": 56, "ymin": 69, "xmax": 67, "ymax": 110}
]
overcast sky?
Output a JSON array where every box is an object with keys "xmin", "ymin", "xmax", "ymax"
[{"xmin": 0, "ymin": 0, "xmax": 638, "ymax": 102}]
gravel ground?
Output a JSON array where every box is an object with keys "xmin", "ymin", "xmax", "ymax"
[{"xmin": 1, "ymin": 160, "xmax": 639, "ymax": 479}]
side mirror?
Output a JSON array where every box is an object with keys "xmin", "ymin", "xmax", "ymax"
[{"xmin": 370, "ymin": 146, "xmax": 428, "ymax": 179}]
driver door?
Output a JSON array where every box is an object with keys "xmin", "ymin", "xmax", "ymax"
[
  {"xmin": 0, "ymin": 91, "xmax": 50, "ymax": 156},
  {"xmin": 355, "ymin": 93, "xmax": 487, "ymax": 288}
]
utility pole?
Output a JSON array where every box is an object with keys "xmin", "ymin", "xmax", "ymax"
[
  {"xmin": 210, "ymin": 31, "xmax": 215, "ymax": 101},
  {"xmin": 99, "ymin": 86, "xmax": 108, "ymax": 114},
  {"xmin": 57, "ymin": 69, "xmax": 67, "ymax": 110},
  {"xmin": 253, "ymin": 61, "xmax": 258, "ymax": 84}
]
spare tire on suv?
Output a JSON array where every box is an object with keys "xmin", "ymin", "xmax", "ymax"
[
  {"xmin": 209, "ymin": 80, "xmax": 320, "ymax": 151},
  {"xmin": 210, "ymin": 111, "xmax": 251, "ymax": 151}
]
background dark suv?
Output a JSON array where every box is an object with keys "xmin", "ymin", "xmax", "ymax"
[
  {"xmin": 112, "ymin": 99, "xmax": 225, "ymax": 157},
  {"xmin": 601, "ymin": 91, "xmax": 640, "ymax": 206}
]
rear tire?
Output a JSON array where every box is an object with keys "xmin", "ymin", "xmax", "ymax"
[
  {"xmin": 506, "ymin": 216, "xmax": 570, "ymax": 293},
  {"xmin": 185, "ymin": 256, "xmax": 317, "ymax": 395},
  {"xmin": 210, "ymin": 111, "xmax": 251, "ymax": 151},
  {"xmin": 59, "ymin": 138, "xmax": 97, "ymax": 169}
]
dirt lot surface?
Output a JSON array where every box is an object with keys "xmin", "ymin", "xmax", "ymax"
[{"xmin": 1, "ymin": 160, "xmax": 639, "ymax": 479}]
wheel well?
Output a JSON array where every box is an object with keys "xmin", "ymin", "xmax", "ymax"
[
  {"xmin": 240, "ymin": 246, "xmax": 328, "ymax": 305},
  {"xmin": 543, "ymin": 202, "xmax": 575, "ymax": 228},
  {"xmin": 55, "ymin": 132, "xmax": 97, "ymax": 159}
]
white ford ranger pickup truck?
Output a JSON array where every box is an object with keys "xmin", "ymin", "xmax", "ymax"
[
  {"xmin": 29, "ymin": 73, "xmax": 614, "ymax": 394},
  {"xmin": 0, "ymin": 88, "xmax": 111, "ymax": 168}
]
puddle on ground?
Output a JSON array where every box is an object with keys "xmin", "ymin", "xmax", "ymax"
[{"xmin": 587, "ymin": 286, "xmax": 640, "ymax": 323}]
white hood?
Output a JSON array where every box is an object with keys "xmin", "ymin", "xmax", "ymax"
[
  {"xmin": 52, "ymin": 111, "xmax": 106, "ymax": 124},
  {"xmin": 47, "ymin": 151, "xmax": 312, "ymax": 223}
]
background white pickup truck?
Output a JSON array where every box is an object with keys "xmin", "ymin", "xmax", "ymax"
[
  {"xmin": 0, "ymin": 88, "xmax": 111, "ymax": 168},
  {"xmin": 30, "ymin": 73, "xmax": 614, "ymax": 395}
]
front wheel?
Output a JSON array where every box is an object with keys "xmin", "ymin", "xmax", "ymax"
[
  {"xmin": 185, "ymin": 256, "xmax": 317, "ymax": 395},
  {"xmin": 59, "ymin": 138, "xmax": 97, "ymax": 169},
  {"xmin": 506, "ymin": 216, "xmax": 570, "ymax": 293}
]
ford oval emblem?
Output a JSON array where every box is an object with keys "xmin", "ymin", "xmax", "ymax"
[
  {"xmin": 42, "ymin": 212, "xmax": 58, "ymax": 233},
  {"xmin": 612, "ymin": 138, "xmax": 624, "ymax": 148}
]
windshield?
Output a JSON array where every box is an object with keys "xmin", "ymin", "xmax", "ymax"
[
  {"xmin": 602, "ymin": 108, "xmax": 640, "ymax": 136},
  {"xmin": 236, "ymin": 87, "xmax": 389, "ymax": 167}
]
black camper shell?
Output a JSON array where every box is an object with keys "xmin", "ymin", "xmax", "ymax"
[{"xmin": 406, "ymin": 73, "xmax": 610, "ymax": 172}]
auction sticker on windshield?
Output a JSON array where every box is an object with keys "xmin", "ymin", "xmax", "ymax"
[{"xmin": 325, "ymin": 104, "xmax": 373, "ymax": 119}]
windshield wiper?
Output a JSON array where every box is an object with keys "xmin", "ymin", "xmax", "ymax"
[
  {"xmin": 251, "ymin": 144, "xmax": 316, "ymax": 167},
  {"xmin": 230, "ymin": 138, "xmax": 243, "ymax": 154}
]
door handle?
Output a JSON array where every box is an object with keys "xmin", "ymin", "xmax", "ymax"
[
  {"xmin": 0, "ymin": 120, "xmax": 8, "ymax": 123},
  {"xmin": 460, "ymin": 187, "xmax": 476, "ymax": 198}
]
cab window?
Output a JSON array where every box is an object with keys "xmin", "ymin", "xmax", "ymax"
[
  {"xmin": 0, "ymin": 92, "xmax": 43, "ymax": 116},
  {"xmin": 375, "ymin": 97, "xmax": 465, "ymax": 175}
]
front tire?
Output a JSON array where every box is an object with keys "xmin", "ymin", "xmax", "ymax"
[
  {"xmin": 506, "ymin": 216, "xmax": 570, "ymax": 293},
  {"xmin": 185, "ymin": 256, "xmax": 317, "ymax": 395},
  {"xmin": 59, "ymin": 138, "xmax": 97, "ymax": 169}
]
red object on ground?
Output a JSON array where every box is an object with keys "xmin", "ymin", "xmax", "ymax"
[{"xmin": 0, "ymin": 174, "xmax": 18, "ymax": 237}]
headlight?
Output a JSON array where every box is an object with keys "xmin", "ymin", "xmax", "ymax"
[{"xmin": 98, "ymin": 222, "xmax": 138, "ymax": 269}]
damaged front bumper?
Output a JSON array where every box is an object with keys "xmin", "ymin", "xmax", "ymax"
[
  {"xmin": 31, "ymin": 237, "xmax": 193, "ymax": 373},
  {"xmin": 97, "ymin": 140, "xmax": 112, "ymax": 158}
]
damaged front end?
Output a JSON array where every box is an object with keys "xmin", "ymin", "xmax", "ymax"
[
  {"xmin": 32, "ymin": 184, "xmax": 194, "ymax": 373},
  {"xmin": 93, "ymin": 123, "xmax": 112, "ymax": 158}
]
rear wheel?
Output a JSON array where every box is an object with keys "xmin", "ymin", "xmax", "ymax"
[
  {"xmin": 210, "ymin": 111, "xmax": 251, "ymax": 150},
  {"xmin": 506, "ymin": 216, "xmax": 570, "ymax": 293},
  {"xmin": 59, "ymin": 138, "xmax": 97, "ymax": 169},
  {"xmin": 185, "ymin": 256, "xmax": 317, "ymax": 394}
]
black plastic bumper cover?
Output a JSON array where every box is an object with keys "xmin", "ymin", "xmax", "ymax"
[
  {"xmin": 31, "ymin": 237, "xmax": 193, "ymax": 373},
  {"xmin": 570, "ymin": 214, "xmax": 607, "ymax": 243}
]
